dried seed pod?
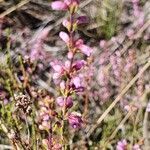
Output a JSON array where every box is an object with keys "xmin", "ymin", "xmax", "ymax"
[{"xmin": 15, "ymin": 94, "xmax": 32, "ymax": 114}]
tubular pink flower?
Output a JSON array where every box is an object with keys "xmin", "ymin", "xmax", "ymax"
[
  {"xmin": 133, "ymin": 144, "xmax": 141, "ymax": 150},
  {"xmin": 64, "ymin": 0, "xmax": 79, "ymax": 6},
  {"xmin": 60, "ymin": 81, "xmax": 65, "ymax": 90},
  {"xmin": 59, "ymin": 31, "xmax": 70, "ymax": 44},
  {"xmin": 72, "ymin": 76, "xmax": 81, "ymax": 88},
  {"xmin": 77, "ymin": 44, "xmax": 92, "ymax": 56},
  {"xmin": 75, "ymin": 39, "xmax": 92, "ymax": 56},
  {"xmin": 75, "ymin": 39, "xmax": 84, "ymax": 47},
  {"xmin": 116, "ymin": 139, "xmax": 127, "ymax": 150},
  {"xmin": 73, "ymin": 60, "xmax": 85, "ymax": 71},
  {"xmin": 53, "ymin": 72, "xmax": 61, "ymax": 79},
  {"xmin": 53, "ymin": 64, "xmax": 63, "ymax": 72},
  {"xmin": 99, "ymin": 40, "xmax": 106, "ymax": 48},
  {"xmin": 68, "ymin": 112, "xmax": 82, "ymax": 128},
  {"xmin": 51, "ymin": 1, "xmax": 68, "ymax": 10},
  {"xmin": 65, "ymin": 60, "xmax": 71, "ymax": 69},
  {"xmin": 62, "ymin": 19, "xmax": 70, "ymax": 28},
  {"xmin": 56, "ymin": 97, "xmax": 73, "ymax": 108},
  {"xmin": 67, "ymin": 51, "xmax": 73, "ymax": 59}
]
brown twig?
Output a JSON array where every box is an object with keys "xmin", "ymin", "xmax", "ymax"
[
  {"xmin": 87, "ymin": 60, "xmax": 150, "ymax": 138},
  {"xmin": 0, "ymin": 0, "xmax": 30, "ymax": 18}
]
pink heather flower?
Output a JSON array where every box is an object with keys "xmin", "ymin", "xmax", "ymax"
[
  {"xmin": 73, "ymin": 60, "xmax": 85, "ymax": 71},
  {"xmin": 39, "ymin": 121, "xmax": 50, "ymax": 130},
  {"xmin": 53, "ymin": 64, "xmax": 63, "ymax": 72},
  {"xmin": 42, "ymin": 114, "xmax": 50, "ymax": 121},
  {"xmin": 77, "ymin": 44, "xmax": 92, "ymax": 56},
  {"xmin": 51, "ymin": 1, "xmax": 68, "ymax": 10},
  {"xmin": 53, "ymin": 72, "xmax": 61, "ymax": 79},
  {"xmin": 99, "ymin": 40, "xmax": 106, "ymax": 48},
  {"xmin": 75, "ymin": 39, "xmax": 84, "ymax": 46},
  {"xmin": 67, "ymin": 51, "xmax": 73, "ymax": 59},
  {"xmin": 132, "ymin": 144, "xmax": 141, "ymax": 150},
  {"xmin": 56, "ymin": 97, "xmax": 65, "ymax": 107},
  {"xmin": 56, "ymin": 96, "xmax": 73, "ymax": 108},
  {"xmin": 53, "ymin": 144, "xmax": 62, "ymax": 150},
  {"xmin": 116, "ymin": 139, "xmax": 127, "ymax": 150},
  {"xmin": 75, "ymin": 39, "xmax": 92, "ymax": 56},
  {"xmin": 72, "ymin": 76, "xmax": 81, "ymax": 88},
  {"xmin": 4, "ymin": 99, "xmax": 9, "ymax": 105},
  {"xmin": 64, "ymin": 0, "xmax": 79, "ymax": 6},
  {"xmin": 77, "ymin": 16, "xmax": 89, "ymax": 24},
  {"xmin": 132, "ymin": 0, "xmax": 139, "ymax": 3},
  {"xmin": 60, "ymin": 81, "xmax": 65, "ymax": 90},
  {"xmin": 68, "ymin": 112, "xmax": 82, "ymax": 128},
  {"xmin": 62, "ymin": 19, "xmax": 71, "ymax": 29},
  {"xmin": 50, "ymin": 61, "xmax": 64, "ymax": 74},
  {"xmin": 59, "ymin": 31, "xmax": 70, "ymax": 44},
  {"xmin": 65, "ymin": 60, "xmax": 71, "ymax": 69}
]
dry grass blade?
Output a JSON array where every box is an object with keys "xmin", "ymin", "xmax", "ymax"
[
  {"xmin": 109, "ymin": 111, "xmax": 133, "ymax": 141},
  {"xmin": 0, "ymin": 0, "xmax": 30, "ymax": 18},
  {"xmin": 0, "ymin": 145, "xmax": 13, "ymax": 150},
  {"xmin": 87, "ymin": 60, "xmax": 150, "ymax": 138}
]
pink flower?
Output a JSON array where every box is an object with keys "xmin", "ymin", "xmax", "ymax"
[
  {"xmin": 39, "ymin": 121, "xmax": 50, "ymax": 130},
  {"xmin": 51, "ymin": 0, "xmax": 79, "ymax": 11},
  {"xmin": 51, "ymin": 61, "xmax": 63, "ymax": 71},
  {"xmin": 77, "ymin": 16, "xmax": 89, "ymax": 24},
  {"xmin": 59, "ymin": 31, "xmax": 70, "ymax": 44},
  {"xmin": 56, "ymin": 96, "xmax": 73, "ymax": 108},
  {"xmin": 65, "ymin": 60, "xmax": 71, "ymax": 69},
  {"xmin": 60, "ymin": 81, "xmax": 65, "ymax": 90},
  {"xmin": 132, "ymin": 0, "xmax": 139, "ymax": 4},
  {"xmin": 62, "ymin": 19, "xmax": 71, "ymax": 29},
  {"xmin": 67, "ymin": 51, "xmax": 73, "ymax": 59},
  {"xmin": 64, "ymin": 0, "xmax": 79, "ymax": 6},
  {"xmin": 99, "ymin": 40, "xmax": 106, "ymax": 48},
  {"xmin": 77, "ymin": 44, "xmax": 92, "ymax": 56},
  {"xmin": 75, "ymin": 39, "xmax": 84, "ymax": 46},
  {"xmin": 53, "ymin": 72, "xmax": 61, "ymax": 79},
  {"xmin": 75, "ymin": 39, "xmax": 92, "ymax": 56},
  {"xmin": 68, "ymin": 112, "xmax": 82, "ymax": 128},
  {"xmin": 72, "ymin": 76, "xmax": 81, "ymax": 88},
  {"xmin": 53, "ymin": 64, "xmax": 63, "ymax": 72},
  {"xmin": 51, "ymin": 1, "xmax": 68, "ymax": 10},
  {"xmin": 116, "ymin": 139, "xmax": 127, "ymax": 150},
  {"xmin": 132, "ymin": 144, "xmax": 141, "ymax": 150},
  {"xmin": 73, "ymin": 60, "xmax": 85, "ymax": 71}
]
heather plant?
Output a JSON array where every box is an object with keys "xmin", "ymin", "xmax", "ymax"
[{"xmin": 0, "ymin": 0, "xmax": 150, "ymax": 150}]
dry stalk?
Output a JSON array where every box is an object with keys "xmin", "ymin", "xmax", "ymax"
[{"xmin": 87, "ymin": 60, "xmax": 150, "ymax": 138}]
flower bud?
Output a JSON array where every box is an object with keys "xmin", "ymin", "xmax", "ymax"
[
  {"xmin": 51, "ymin": 1, "xmax": 68, "ymax": 10},
  {"xmin": 68, "ymin": 112, "xmax": 82, "ymax": 128},
  {"xmin": 59, "ymin": 31, "xmax": 70, "ymax": 44},
  {"xmin": 72, "ymin": 76, "xmax": 81, "ymax": 88},
  {"xmin": 62, "ymin": 19, "xmax": 71, "ymax": 31},
  {"xmin": 56, "ymin": 96, "xmax": 73, "ymax": 108},
  {"xmin": 73, "ymin": 60, "xmax": 85, "ymax": 71},
  {"xmin": 77, "ymin": 16, "xmax": 89, "ymax": 24}
]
